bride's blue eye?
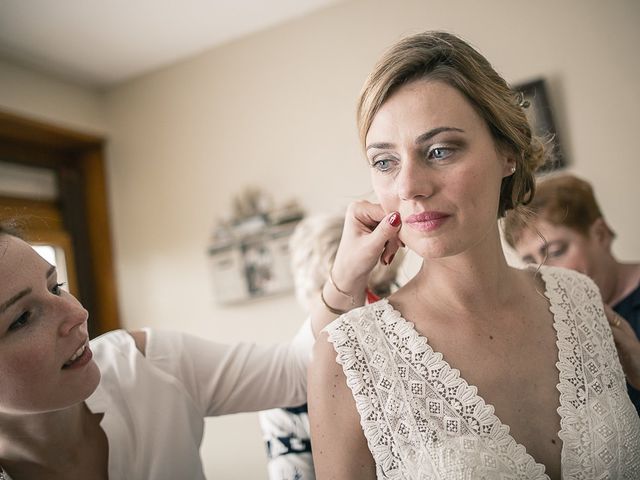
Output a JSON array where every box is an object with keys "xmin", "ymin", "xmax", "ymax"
[
  {"xmin": 9, "ymin": 312, "xmax": 31, "ymax": 332},
  {"xmin": 371, "ymin": 158, "xmax": 394, "ymax": 172},
  {"xmin": 428, "ymin": 147, "xmax": 452, "ymax": 160}
]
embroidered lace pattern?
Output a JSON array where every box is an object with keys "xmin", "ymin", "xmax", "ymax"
[{"xmin": 324, "ymin": 267, "xmax": 640, "ymax": 479}]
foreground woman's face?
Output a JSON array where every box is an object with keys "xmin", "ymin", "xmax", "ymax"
[
  {"xmin": 0, "ymin": 235, "xmax": 100, "ymax": 414},
  {"xmin": 366, "ymin": 79, "xmax": 514, "ymax": 259}
]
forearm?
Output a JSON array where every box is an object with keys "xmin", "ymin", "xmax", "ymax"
[
  {"xmin": 150, "ymin": 330, "xmax": 309, "ymax": 416},
  {"xmin": 310, "ymin": 275, "xmax": 367, "ymax": 338}
]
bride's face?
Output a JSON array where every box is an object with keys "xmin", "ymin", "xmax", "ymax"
[
  {"xmin": 0, "ymin": 234, "xmax": 100, "ymax": 414},
  {"xmin": 366, "ymin": 79, "xmax": 515, "ymax": 259}
]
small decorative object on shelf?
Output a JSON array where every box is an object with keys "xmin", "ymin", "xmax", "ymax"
[{"xmin": 209, "ymin": 187, "xmax": 304, "ymax": 304}]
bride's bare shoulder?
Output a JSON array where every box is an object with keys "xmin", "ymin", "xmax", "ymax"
[{"xmin": 505, "ymin": 265, "xmax": 553, "ymax": 311}]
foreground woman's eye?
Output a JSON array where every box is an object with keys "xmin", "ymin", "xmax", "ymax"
[
  {"xmin": 51, "ymin": 282, "xmax": 66, "ymax": 296},
  {"xmin": 9, "ymin": 312, "xmax": 31, "ymax": 331}
]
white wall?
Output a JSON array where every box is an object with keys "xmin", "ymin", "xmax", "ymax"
[{"xmin": 1, "ymin": 0, "xmax": 638, "ymax": 478}]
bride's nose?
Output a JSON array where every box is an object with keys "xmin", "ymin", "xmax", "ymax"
[{"xmin": 397, "ymin": 156, "xmax": 435, "ymax": 201}]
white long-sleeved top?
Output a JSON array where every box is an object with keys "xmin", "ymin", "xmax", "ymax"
[{"xmin": 82, "ymin": 323, "xmax": 312, "ymax": 479}]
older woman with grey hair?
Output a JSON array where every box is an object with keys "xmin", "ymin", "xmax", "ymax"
[{"xmin": 260, "ymin": 213, "xmax": 404, "ymax": 480}]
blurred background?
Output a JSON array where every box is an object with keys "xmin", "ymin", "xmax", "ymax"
[{"xmin": 0, "ymin": 0, "xmax": 638, "ymax": 477}]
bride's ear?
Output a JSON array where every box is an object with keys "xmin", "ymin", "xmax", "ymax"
[{"xmin": 502, "ymin": 155, "xmax": 517, "ymax": 178}]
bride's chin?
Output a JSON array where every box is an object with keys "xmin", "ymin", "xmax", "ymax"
[
  {"xmin": 416, "ymin": 245, "xmax": 467, "ymax": 262},
  {"xmin": 404, "ymin": 237, "xmax": 451, "ymax": 259}
]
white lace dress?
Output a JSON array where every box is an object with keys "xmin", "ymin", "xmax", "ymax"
[{"xmin": 324, "ymin": 267, "xmax": 640, "ymax": 479}]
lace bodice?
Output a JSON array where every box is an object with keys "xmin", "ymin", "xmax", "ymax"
[{"xmin": 325, "ymin": 267, "xmax": 640, "ymax": 479}]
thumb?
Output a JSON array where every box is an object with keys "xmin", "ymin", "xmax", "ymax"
[{"xmin": 370, "ymin": 211, "xmax": 403, "ymax": 265}]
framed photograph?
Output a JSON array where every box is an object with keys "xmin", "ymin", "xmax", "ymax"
[
  {"xmin": 208, "ymin": 221, "xmax": 298, "ymax": 304},
  {"xmin": 512, "ymin": 78, "xmax": 566, "ymax": 172}
]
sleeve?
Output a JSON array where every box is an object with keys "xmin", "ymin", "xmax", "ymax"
[{"xmin": 143, "ymin": 318, "xmax": 313, "ymax": 416}]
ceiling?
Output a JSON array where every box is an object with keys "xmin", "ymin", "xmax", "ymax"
[{"xmin": 0, "ymin": 0, "xmax": 342, "ymax": 89}]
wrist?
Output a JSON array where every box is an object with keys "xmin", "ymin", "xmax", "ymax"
[
  {"xmin": 329, "ymin": 262, "xmax": 369, "ymax": 298},
  {"xmin": 321, "ymin": 279, "xmax": 366, "ymax": 314}
]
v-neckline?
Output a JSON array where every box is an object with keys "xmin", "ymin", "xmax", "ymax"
[{"xmin": 375, "ymin": 266, "xmax": 568, "ymax": 479}]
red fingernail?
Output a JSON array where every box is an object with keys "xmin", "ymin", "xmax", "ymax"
[{"xmin": 389, "ymin": 212, "xmax": 401, "ymax": 227}]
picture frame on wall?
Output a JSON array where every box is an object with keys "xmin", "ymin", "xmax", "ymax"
[
  {"xmin": 512, "ymin": 78, "xmax": 566, "ymax": 172},
  {"xmin": 208, "ymin": 221, "xmax": 299, "ymax": 305}
]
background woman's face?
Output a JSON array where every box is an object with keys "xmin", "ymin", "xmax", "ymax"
[
  {"xmin": 0, "ymin": 235, "xmax": 100, "ymax": 414},
  {"xmin": 514, "ymin": 219, "xmax": 607, "ymax": 289},
  {"xmin": 366, "ymin": 79, "xmax": 514, "ymax": 259}
]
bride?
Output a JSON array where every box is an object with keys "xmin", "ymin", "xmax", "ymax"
[{"xmin": 308, "ymin": 31, "xmax": 640, "ymax": 479}]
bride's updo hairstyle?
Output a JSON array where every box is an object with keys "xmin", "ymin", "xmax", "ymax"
[{"xmin": 357, "ymin": 31, "xmax": 546, "ymax": 217}]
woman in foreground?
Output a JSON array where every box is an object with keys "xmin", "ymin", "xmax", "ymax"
[
  {"xmin": 0, "ymin": 225, "xmax": 310, "ymax": 479},
  {"xmin": 308, "ymin": 31, "xmax": 640, "ymax": 479}
]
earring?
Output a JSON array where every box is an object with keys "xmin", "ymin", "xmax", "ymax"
[{"xmin": 510, "ymin": 165, "xmax": 516, "ymax": 174}]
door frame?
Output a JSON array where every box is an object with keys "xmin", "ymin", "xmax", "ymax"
[{"xmin": 0, "ymin": 109, "xmax": 120, "ymax": 336}]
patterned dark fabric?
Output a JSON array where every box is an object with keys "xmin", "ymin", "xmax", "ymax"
[
  {"xmin": 260, "ymin": 402, "xmax": 315, "ymax": 479},
  {"xmin": 266, "ymin": 435, "xmax": 312, "ymax": 458},
  {"xmin": 613, "ymin": 282, "xmax": 640, "ymax": 415}
]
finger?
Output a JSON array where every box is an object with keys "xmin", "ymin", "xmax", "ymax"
[
  {"xmin": 349, "ymin": 201, "xmax": 386, "ymax": 232},
  {"xmin": 603, "ymin": 307, "xmax": 639, "ymax": 346},
  {"xmin": 611, "ymin": 314, "xmax": 622, "ymax": 329},
  {"xmin": 615, "ymin": 315, "xmax": 639, "ymax": 340},
  {"xmin": 604, "ymin": 305, "xmax": 620, "ymax": 327},
  {"xmin": 380, "ymin": 240, "xmax": 401, "ymax": 266},
  {"xmin": 369, "ymin": 211, "xmax": 402, "ymax": 263},
  {"xmin": 610, "ymin": 325, "xmax": 626, "ymax": 346}
]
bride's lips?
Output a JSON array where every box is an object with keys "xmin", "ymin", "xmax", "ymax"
[{"xmin": 405, "ymin": 211, "xmax": 450, "ymax": 232}]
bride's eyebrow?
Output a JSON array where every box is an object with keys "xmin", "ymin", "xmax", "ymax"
[
  {"xmin": 366, "ymin": 142, "xmax": 394, "ymax": 152},
  {"xmin": 414, "ymin": 126, "xmax": 465, "ymax": 145},
  {"xmin": 366, "ymin": 126, "xmax": 466, "ymax": 152}
]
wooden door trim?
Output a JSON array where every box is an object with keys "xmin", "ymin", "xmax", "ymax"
[{"xmin": 0, "ymin": 109, "xmax": 120, "ymax": 335}]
